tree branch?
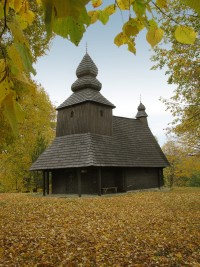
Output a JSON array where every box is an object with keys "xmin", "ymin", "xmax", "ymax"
[
  {"xmin": 151, "ymin": 1, "xmax": 179, "ymax": 25},
  {"xmin": 0, "ymin": 0, "xmax": 8, "ymax": 39}
]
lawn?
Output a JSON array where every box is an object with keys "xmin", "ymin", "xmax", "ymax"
[{"xmin": 1, "ymin": 188, "xmax": 200, "ymax": 266}]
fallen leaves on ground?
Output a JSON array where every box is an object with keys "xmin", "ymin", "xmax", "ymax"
[{"xmin": 0, "ymin": 188, "xmax": 200, "ymax": 266}]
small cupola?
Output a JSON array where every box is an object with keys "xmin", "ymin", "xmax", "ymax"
[{"xmin": 136, "ymin": 102, "xmax": 148, "ymax": 124}]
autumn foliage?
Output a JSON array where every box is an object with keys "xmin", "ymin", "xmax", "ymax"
[
  {"xmin": 0, "ymin": 0, "xmax": 199, "ymax": 133},
  {"xmin": 1, "ymin": 188, "xmax": 200, "ymax": 266}
]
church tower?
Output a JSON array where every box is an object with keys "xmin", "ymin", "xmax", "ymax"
[{"xmin": 56, "ymin": 53, "xmax": 115, "ymax": 137}]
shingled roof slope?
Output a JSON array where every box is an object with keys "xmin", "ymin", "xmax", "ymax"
[
  {"xmin": 57, "ymin": 88, "xmax": 115, "ymax": 110},
  {"xmin": 30, "ymin": 116, "xmax": 169, "ymax": 171}
]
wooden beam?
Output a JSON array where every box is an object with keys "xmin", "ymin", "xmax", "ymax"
[
  {"xmin": 46, "ymin": 171, "xmax": 49, "ymax": 195},
  {"xmin": 98, "ymin": 168, "xmax": 101, "ymax": 196},
  {"xmin": 158, "ymin": 168, "xmax": 163, "ymax": 189},
  {"xmin": 43, "ymin": 171, "xmax": 46, "ymax": 196},
  {"xmin": 123, "ymin": 169, "xmax": 127, "ymax": 192},
  {"xmin": 77, "ymin": 169, "xmax": 81, "ymax": 197}
]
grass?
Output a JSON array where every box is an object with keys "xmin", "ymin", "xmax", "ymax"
[{"xmin": 1, "ymin": 187, "xmax": 200, "ymax": 266}]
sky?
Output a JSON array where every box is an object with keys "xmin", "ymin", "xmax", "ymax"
[{"xmin": 33, "ymin": 6, "xmax": 175, "ymax": 146}]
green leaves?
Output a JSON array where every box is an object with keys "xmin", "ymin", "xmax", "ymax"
[
  {"xmin": 180, "ymin": 0, "xmax": 200, "ymax": 14},
  {"xmin": 175, "ymin": 25, "xmax": 197, "ymax": 44},
  {"xmin": 133, "ymin": 0, "xmax": 146, "ymax": 16},
  {"xmin": 54, "ymin": 17, "xmax": 86, "ymax": 45},
  {"xmin": 41, "ymin": 0, "xmax": 90, "ymax": 43},
  {"xmin": 15, "ymin": 43, "xmax": 36, "ymax": 75},
  {"xmin": 156, "ymin": 0, "xmax": 168, "ymax": 9},
  {"xmin": 88, "ymin": 4, "xmax": 116, "ymax": 25},
  {"xmin": 2, "ymin": 93, "xmax": 24, "ymax": 135}
]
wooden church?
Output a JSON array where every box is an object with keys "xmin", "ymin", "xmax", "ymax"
[{"xmin": 30, "ymin": 53, "xmax": 169, "ymax": 196}]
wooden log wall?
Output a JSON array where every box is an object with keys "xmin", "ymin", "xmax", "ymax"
[{"xmin": 56, "ymin": 102, "xmax": 113, "ymax": 137}]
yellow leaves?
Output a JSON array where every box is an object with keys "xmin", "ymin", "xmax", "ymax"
[
  {"xmin": 180, "ymin": 0, "xmax": 200, "ymax": 15},
  {"xmin": 7, "ymin": 18, "xmax": 29, "ymax": 48},
  {"xmin": 114, "ymin": 18, "xmax": 146, "ymax": 54},
  {"xmin": 114, "ymin": 32, "xmax": 136, "ymax": 54},
  {"xmin": 92, "ymin": 0, "xmax": 102, "ymax": 8},
  {"xmin": 7, "ymin": 44, "xmax": 24, "ymax": 75},
  {"xmin": 1, "ymin": 189, "xmax": 200, "ymax": 266},
  {"xmin": 0, "ymin": 2, "xmax": 4, "ymax": 19},
  {"xmin": 117, "ymin": 0, "xmax": 134, "ymax": 10},
  {"xmin": 156, "ymin": 0, "xmax": 168, "ymax": 9},
  {"xmin": 0, "ymin": 86, "xmax": 24, "ymax": 136},
  {"xmin": 36, "ymin": 0, "xmax": 42, "ymax": 5},
  {"xmin": 114, "ymin": 32, "xmax": 129, "ymax": 47},
  {"xmin": 146, "ymin": 27, "xmax": 164, "ymax": 47},
  {"xmin": 7, "ymin": 0, "xmax": 37, "ymax": 29},
  {"xmin": 0, "ymin": 78, "xmax": 13, "ymax": 105},
  {"xmin": 8, "ymin": 0, "xmax": 22, "ymax": 13},
  {"xmin": 104, "ymin": 4, "xmax": 116, "ymax": 16},
  {"xmin": 123, "ymin": 18, "xmax": 144, "ymax": 37},
  {"xmin": 88, "ymin": 4, "xmax": 116, "ymax": 25},
  {"xmin": 1, "ymin": 40, "xmax": 34, "ymax": 135},
  {"xmin": 88, "ymin": 10, "xmax": 99, "ymax": 24},
  {"xmin": 17, "ymin": 9, "xmax": 35, "ymax": 29},
  {"xmin": 128, "ymin": 41, "xmax": 136, "ymax": 54},
  {"xmin": 175, "ymin": 25, "xmax": 197, "ymax": 45},
  {"xmin": 0, "ymin": 59, "xmax": 6, "ymax": 81},
  {"xmin": 2, "ymin": 92, "xmax": 24, "ymax": 134}
]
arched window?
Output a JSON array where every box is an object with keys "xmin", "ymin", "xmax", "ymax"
[{"xmin": 100, "ymin": 110, "xmax": 103, "ymax": 117}]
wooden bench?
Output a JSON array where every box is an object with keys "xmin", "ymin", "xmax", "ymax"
[{"xmin": 101, "ymin": 187, "xmax": 118, "ymax": 194}]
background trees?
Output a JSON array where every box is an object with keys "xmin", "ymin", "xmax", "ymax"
[
  {"xmin": 152, "ymin": 0, "xmax": 200, "ymax": 153},
  {"xmin": 162, "ymin": 139, "xmax": 200, "ymax": 187},
  {"xmin": 0, "ymin": 83, "xmax": 56, "ymax": 192}
]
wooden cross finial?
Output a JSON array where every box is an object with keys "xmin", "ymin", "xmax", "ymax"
[
  {"xmin": 86, "ymin": 42, "xmax": 88, "ymax": 53},
  {"xmin": 140, "ymin": 94, "xmax": 142, "ymax": 103}
]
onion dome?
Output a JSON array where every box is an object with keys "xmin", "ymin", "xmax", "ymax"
[
  {"xmin": 71, "ymin": 53, "xmax": 102, "ymax": 92},
  {"xmin": 136, "ymin": 102, "xmax": 148, "ymax": 118}
]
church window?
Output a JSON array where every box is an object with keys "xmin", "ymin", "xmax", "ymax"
[{"xmin": 70, "ymin": 111, "xmax": 74, "ymax": 118}]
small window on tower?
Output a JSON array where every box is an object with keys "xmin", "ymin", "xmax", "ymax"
[
  {"xmin": 100, "ymin": 110, "xmax": 103, "ymax": 117},
  {"xmin": 70, "ymin": 111, "xmax": 74, "ymax": 118}
]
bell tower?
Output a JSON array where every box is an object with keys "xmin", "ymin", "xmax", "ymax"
[{"xmin": 56, "ymin": 53, "xmax": 115, "ymax": 137}]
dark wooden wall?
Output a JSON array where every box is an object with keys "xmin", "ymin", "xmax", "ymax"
[
  {"xmin": 56, "ymin": 102, "xmax": 113, "ymax": 137},
  {"xmin": 52, "ymin": 169, "xmax": 77, "ymax": 194},
  {"xmin": 51, "ymin": 167, "xmax": 163, "ymax": 195},
  {"xmin": 125, "ymin": 167, "xmax": 162, "ymax": 190}
]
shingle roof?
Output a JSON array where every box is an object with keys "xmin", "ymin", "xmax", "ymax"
[
  {"xmin": 76, "ymin": 53, "xmax": 98, "ymax": 78},
  {"xmin": 71, "ymin": 75, "xmax": 102, "ymax": 92},
  {"xmin": 30, "ymin": 116, "xmax": 169, "ymax": 171},
  {"xmin": 56, "ymin": 88, "xmax": 115, "ymax": 110},
  {"xmin": 57, "ymin": 53, "xmax": 115, "ymax": 109},
  {"xmin": 72, "ymin": 53, "xmax": 101, "ymax": 92}
]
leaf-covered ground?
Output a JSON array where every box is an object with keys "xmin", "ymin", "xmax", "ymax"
[{"xmin": 1, "ymin": 188, "xmax": 200, "ymax": 267}]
